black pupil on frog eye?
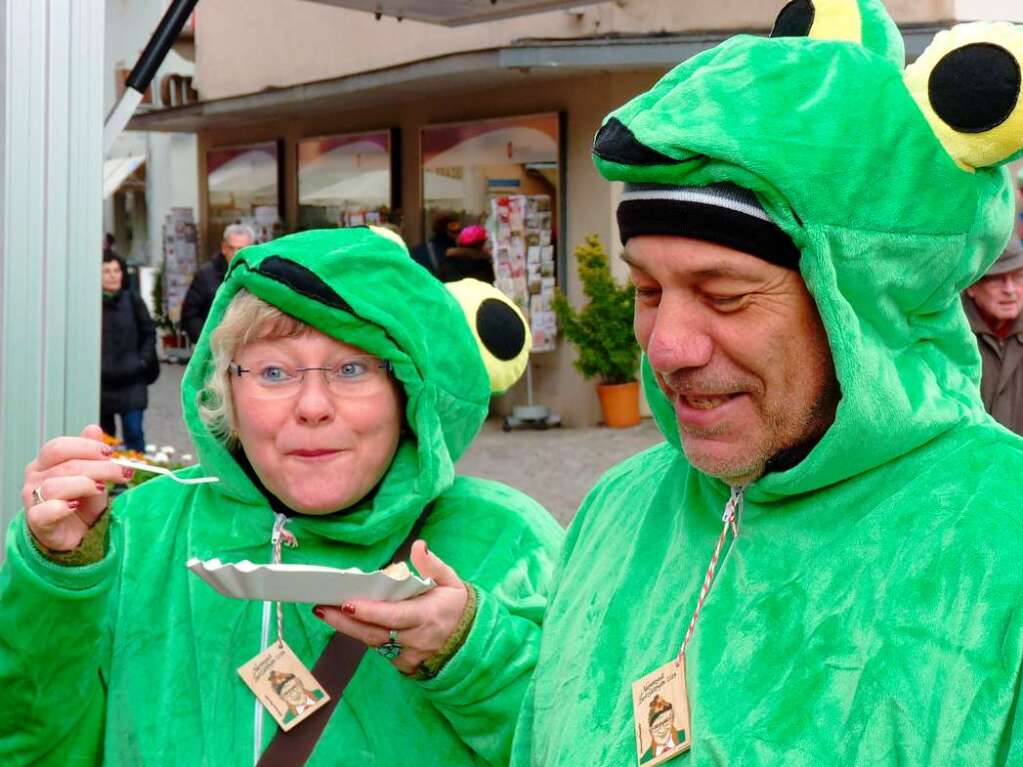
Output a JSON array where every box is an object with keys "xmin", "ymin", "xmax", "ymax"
[
  {"xmin": 476, "ymin": 298, "xmax": 525, "ymax": 361},
  {"xmin": 771, "ymin": 0, "xmax": 815, "ymax": 38},
  {"xmin": 929, "ymin": 43, "xmax": 1022, "ymax": 134}
]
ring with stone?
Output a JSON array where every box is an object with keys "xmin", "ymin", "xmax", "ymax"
[
  {"xmin": 377, "ymin": 629, "xmax": 402, "ymax": 660},
  {"xmin": 31, "ymin": 485, "xmax": 46, "ymax": 507}
]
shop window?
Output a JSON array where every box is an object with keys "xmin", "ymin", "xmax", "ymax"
[
  {"xmin": 206, "ymin": 141, "xmax": 282, "ymax": 254},
  {"xmin": 421, "ymin": 113, "xmax": 560, "ymax": 351},
  {"xmin": 297, "ymin": 130, "xmax": 397, "ymax": 229}
]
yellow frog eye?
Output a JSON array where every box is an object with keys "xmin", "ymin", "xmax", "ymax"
[
  {"xmin": 771, "ymin": 0, "xmax": 862, "ymax": 45},
  {"xmin": 905, "ymin": 22, "xmax": 1023, "ymax": 171},
  {"xmin": 445, "ymin": 279, "xmax": 531, "ymax": 394}
]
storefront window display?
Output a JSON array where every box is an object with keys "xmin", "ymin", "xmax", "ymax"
[
  {"xmin": 206, "ymin": 141, "xmax": 282, "ymax": 253},
  {"xmin": 421, "ymin": 114, "xmax": 560, "ymax": 351},
  {"xmin": 298, "ymin": 130, "xmax": 396, "ymax": 229}
]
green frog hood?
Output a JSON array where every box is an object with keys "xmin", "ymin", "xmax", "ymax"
[
  {"xmin": 593, "ymin": 0, "xmax": 1023, "ymax": 499},
  {"xmin": 181, "ymin": 226, "xmax": 529, "ymax": 549}
]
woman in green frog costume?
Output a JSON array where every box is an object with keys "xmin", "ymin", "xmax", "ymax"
[{"xmin": 0, "ymin": 226, "xmax": 563, "ymax": 766}]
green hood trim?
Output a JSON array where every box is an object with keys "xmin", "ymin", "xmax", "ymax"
[
  {"xmin": 599, "ymin": 1, "xmax": 1023, "ymax": 501},
  {"xmin": 181, "ymin": 228, "xmax": 491, "ymax": 547}
]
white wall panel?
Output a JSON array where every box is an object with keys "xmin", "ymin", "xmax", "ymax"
[{"xmin": 0, "ymin": 0, "xmax": 104, "ymax": 551}]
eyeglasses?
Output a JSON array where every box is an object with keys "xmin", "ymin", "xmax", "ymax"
[{"xmin": 230, "ymin": 356, "xmax": 393, "ymax": 399}]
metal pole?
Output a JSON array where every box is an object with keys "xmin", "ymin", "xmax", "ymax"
[{"xmin": 103, "ymin": 0, "xmax": 199, "ymax": 153}]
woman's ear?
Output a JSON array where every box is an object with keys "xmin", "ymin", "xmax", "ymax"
[{"xmin": 904, "ymin": 22, "xmax": 1023, "ymax": 171}]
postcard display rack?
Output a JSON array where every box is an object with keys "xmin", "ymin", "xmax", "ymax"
[
  {"xmin": 160, "ymin": 208, "xmax": 199, "ymax": 362},
  {"xmin": 490, "ymin": 194, "xmax": 561, "ymax": 430}
]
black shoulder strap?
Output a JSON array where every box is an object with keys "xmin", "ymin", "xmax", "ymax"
[{"xmin": 256, "ymin": 510, "xmax": 431, "ymax": 767}]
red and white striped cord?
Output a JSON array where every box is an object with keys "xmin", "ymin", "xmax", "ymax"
[
  {"xmin": 272, "ymin": 518, "xmax": 298, "ymax": 648},
  {"xmin": 677, "ymin": 488, "xmax": 742, "ymax": 665}
]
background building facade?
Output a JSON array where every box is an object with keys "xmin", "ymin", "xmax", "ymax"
[{"xmin": 133, "ymin": 0, "xmax": 1020, "ymax": 425}]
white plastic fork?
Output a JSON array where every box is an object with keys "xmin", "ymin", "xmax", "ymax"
[{"xmin": 111, "ymin": 457, "xmax": 219, "ymax": 484}]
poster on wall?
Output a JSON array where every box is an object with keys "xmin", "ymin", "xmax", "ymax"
[
  {"xmin": 162, "ymin": 208, "xmax": 198, "ymax": 325},
  {"xmin": 297, "ymin": 130, "xmax": 395, "ymax": 230},
  {"xmin": 422, "ymin": 113, "xmax": 560, "ymax": 353},
  {"xmin": 490, "ymin": 194, "xmax": 557, "ymax": 352}
]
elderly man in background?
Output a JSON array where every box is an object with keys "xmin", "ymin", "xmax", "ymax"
[
  {"xmin": 180, "ymin": 223, "xmax": 255, "ymax": 344},
  {"xmin": 964, "ymin": 238, "xmax": 1023, "ymax": 434}
]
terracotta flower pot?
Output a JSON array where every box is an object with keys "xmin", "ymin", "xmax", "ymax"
[{"xmin": 596, "ymin": 381, "xmax": 641, "ymax": 428}]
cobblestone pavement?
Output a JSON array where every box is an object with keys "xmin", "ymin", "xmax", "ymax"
[{"xmin": 145, "ymin": 363, "xmax": 665, "ymax": 526}]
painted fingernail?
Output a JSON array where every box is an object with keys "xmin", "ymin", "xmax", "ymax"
[
  {"xmin": 101, "ymin": 445, "xmax": 113, "ymax": 456},
  {"xmin": 312, "ymin": 606, "xmax": 326, "ymax": 620},
  {"xmin": 96, "ymin": 482, "xmax": 107, "ymax": 492},
  {"xmin": 122, "ymin": 467, "xmax": 134, "ymax": 480},
  {"xmin": 67, "ymin": 500, "xmax": 80, "ymax": 510},
  {"xmin": 341, "ymin": 603, "xmax": 356, "ymax": 615}
]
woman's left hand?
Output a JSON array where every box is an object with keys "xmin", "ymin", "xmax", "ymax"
[{"xmin": 313, "ymin": 540, "xmax": 469, "ymax": 675}]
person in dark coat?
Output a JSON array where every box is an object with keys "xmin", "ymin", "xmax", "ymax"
[
  {"xmin": 963, "ymin": 238, "xmax": 1023, "ymax": 435},
  {"xmin": 438, "ymin": 224, "xmax": 495, "ymax": 284},
  {"xmin": 180, "ymin": 224, "xmax": 255, "ymax": 344},
  {"xmin": 104, "ymin": 232, "xmax": 140, "ymax": 295},
  {"xmin": 409, "ymin": 212, "xmax": 460, "ymax": 276},
  {"xmin": 101, "ymin": 252, "xmax": 158, "ymax": 453}
]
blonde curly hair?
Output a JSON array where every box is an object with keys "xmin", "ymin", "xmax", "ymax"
[{"xmin": 197, "ymin": 290, "xmax": 311, "ymax": 444}]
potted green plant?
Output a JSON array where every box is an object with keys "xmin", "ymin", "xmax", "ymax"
[
  {"xmin": 553, "ymin": 235, "xmax": 642, "ymax": 427},
  {"xmin": 151, "ymin": 264, "xmax": 180, "ymax": 347}
]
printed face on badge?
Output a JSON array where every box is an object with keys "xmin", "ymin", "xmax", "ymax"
[{"xmin": 650, "ymin": 710, "xmax": 675, "ymax": 745}]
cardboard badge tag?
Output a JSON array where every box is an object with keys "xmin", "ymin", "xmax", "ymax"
[
  {"xmin": 631, "ymin": 659, "xmax": 692, "ymax": 766},
  {"xmin": 238, "ymin": 640, "xmax": 330, "ymax": 732}
]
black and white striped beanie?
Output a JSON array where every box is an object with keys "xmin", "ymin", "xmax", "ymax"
[{"xmin": 617, "ymin": 182, "xmax": 801, "ymax": 270}]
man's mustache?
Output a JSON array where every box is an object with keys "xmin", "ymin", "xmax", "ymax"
[{"xmin": 658, "ymin": 370, "xmax": 758, "ymax": 397}]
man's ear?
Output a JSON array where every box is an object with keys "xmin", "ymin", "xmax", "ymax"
[
  {"xmin": 965, "ymin": 284, "xmax": 978, "ymax": 298},
  {"xmin": 904, "ymin": 22, "xmax": 1023, "ymax": 171}
]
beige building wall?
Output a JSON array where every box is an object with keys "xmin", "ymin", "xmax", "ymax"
[
  {"xmin": 195, "ymin": 0, "xmax": 954, "ymax": 101},
  {"xmin": 190, "ymin": 0, "xmax": 964, "ymax": 426},
  {"xmin": 955, "ymin": 0, "xmax": 1023, "ymax": 22}
]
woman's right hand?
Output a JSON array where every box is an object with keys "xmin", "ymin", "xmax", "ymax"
[{"xmin": 21, "ymin": 424, "xmax": 131, "ymax": 552}]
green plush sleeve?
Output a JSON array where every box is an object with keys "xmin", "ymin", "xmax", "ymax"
[
  {"xmin": 417, "ymin": 479, "xmax": 563, "ymax": 767},
  {"xmin": 1003, "ymin": 663, "xmax": 1023, "ymax": 765},
  {"xmin": 0, "ymin": 512, "xmax": 121, "ymax": 766},
  {"xmin": 507, "ymin": 468, "xmax": 603, "ymax": 767}
]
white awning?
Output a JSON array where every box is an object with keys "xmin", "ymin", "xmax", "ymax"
[
  {"xmin": 306, "ymin": 0, "xmax": 605, "ymax": 26},
  {"xmin": 103, "ymin": 154, "xmax": 146, "ymax": 198}
]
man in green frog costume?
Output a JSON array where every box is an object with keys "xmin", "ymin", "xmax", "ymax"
[{"xmin": 512, "ymin": 1, "xmax": 1023, "ymax": 764}]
